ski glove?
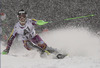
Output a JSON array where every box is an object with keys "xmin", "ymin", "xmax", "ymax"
[
  {"xmin": 2, "ymin": 49, "xmax": 9, "ymax": 55},
  {"xmin": 37, "ymin": 20, "xmax": 48, "ymax": 25}
]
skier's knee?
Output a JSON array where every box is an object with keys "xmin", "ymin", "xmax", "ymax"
[{"xmin": 38, "ymin": 41, "xmax": 47, "ymax": 50}]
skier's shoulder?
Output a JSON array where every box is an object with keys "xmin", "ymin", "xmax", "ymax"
[
  {"xmin": 14, "ymin": 22, "xmax": 19, "ymax": 29},
  {"xmin": 26, "ymin": 18, "xmax": 32, "ymax": 23},
  {"xmin": 27, "ymin": 18, "xmax": 37, "ymax": 22},
  {"xmin": 27, "ymin": 18, "xmax": 37, "ymax": 24}
]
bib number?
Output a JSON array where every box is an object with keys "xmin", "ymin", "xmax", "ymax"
[
  {"xmin": 24, "ymin": 27, "xmax": 30, "ymax": 35},
  {"xmin": 23, "ymin": 27, "xmax": 33, "ymax": 39}
]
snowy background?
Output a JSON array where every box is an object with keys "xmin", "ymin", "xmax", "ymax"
[
  {"xmin": 1, "ymin": 0, "xmax": 100, "ymax": 68},
  {"xmin": 1, "ymin": 0, "xmax": 100, "ymax": 32}
]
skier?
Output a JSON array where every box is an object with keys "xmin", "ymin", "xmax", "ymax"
[{"xmin": 2, "ymin": 9, "xmax": 53, "ymax": 54}]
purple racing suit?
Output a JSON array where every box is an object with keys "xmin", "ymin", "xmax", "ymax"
[{"xmin": 6, "ymin": 19, "xmax": 47, "ymax": 51}]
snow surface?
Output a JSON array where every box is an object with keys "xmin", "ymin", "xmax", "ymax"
[{"xmin": 1, "ymin": 27, "xmax": 100, "ymax": 68}]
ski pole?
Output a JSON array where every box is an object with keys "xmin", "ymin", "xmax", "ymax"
[{"xmin": 64, "ymin": 14, "xmax": 95, "ymax": 20}]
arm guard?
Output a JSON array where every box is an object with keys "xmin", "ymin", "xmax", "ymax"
[
  {"xmin": 6, "ymin": 28, "xmax": 17, "ymax": 50},
  {"xmin": 6, "ymin": 35, "xmax": 16, "ymax": 50},
  {"xmin": 32, "ymin": 19, "xmax": 37, "ymax": 25}
]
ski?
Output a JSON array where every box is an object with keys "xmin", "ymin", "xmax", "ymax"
[
  {"xmin": 56, "ymin": 54, "xmax": 67, "ymax": 59},
  {"xmin": 29, "ymin": 42, "xmax": 68, "ymax": 59}
]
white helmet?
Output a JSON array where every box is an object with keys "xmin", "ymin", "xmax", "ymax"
[
  {"xmin": 17, "ymin": 9, "xmax": 27, "ymax": 24},
  {"xmin": 17, "ymin": 9, "xmax": 27, "ymax": 17}
]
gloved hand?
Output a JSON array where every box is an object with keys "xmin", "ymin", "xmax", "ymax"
[
  {"xmin": 37, "ymin": 20, "xmax": 48, "ymax": 25},
  {"xmin": 2, "ymin": 49, "xmax": 9, "ymax": 55}
]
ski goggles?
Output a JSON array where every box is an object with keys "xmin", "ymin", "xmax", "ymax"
[{"xmin": 18, "ymin": 13, "xmax": 26, "ymax": 18}]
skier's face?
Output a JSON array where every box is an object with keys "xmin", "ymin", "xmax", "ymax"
[
  {"xmin": 19, "ymin": 16, "xmax": 26, "ymax": 22},
  {"xmin": 18, "ymin": 14, "xmax": 26, "ymax": 25},
  {"xmin": 18, "ymin": 13, "xmax": 26, "ymax": 18}
]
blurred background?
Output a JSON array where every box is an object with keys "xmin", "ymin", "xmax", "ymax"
[{"xmin": 0, "ymin": 0, "xmax": 100, "ymax": 41}]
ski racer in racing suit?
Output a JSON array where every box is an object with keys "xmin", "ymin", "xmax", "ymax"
[{"xmin": 2, "ymin": 9, "xmax": 49, "ymax": 54}]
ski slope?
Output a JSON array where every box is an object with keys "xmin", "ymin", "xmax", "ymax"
[{"xmin": 1, "ymin": 27, "xmax": 100, "ymax": 68}]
